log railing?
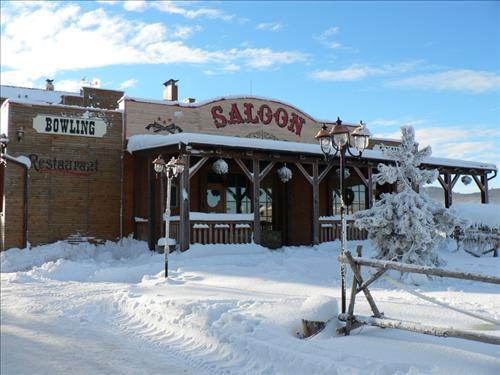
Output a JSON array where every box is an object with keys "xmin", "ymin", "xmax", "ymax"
[
  {"xmin": 337, "ymin": 248, "xmax": 500, "ymax": 345},
  {"xmin": 319, "ymin": 218, "xmax": 367, "ymax": 242},
  {"xmin": 169, "ymin": 213, "xmax": 253, "ymax": 245}
]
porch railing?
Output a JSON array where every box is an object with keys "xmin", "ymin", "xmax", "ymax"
[
  {"xmin": 169, "ymin": 212, "xmax": 253, "ymax": 245},
  {"xmin": 319, "ymin": 216, "xmax": 368, "ymax": 242}
]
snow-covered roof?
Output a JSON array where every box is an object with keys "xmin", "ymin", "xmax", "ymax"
[
  {"xmin": 0, "ymin": 85, "xmax": 80, "ymax": 105},
  {"xmin": 126, "ymin": 133, "xmax": 497, "ymax": 171},
  {"xmin": 120, "ymin": 94, "xmax": 360, "ymax": 125}
]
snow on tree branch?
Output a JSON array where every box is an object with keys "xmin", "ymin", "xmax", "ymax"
[{"xmin": 354, "ymin": 126, "xmax": 462, "ymax": 267}]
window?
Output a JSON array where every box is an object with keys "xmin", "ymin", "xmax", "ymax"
[
  {"xmin": 206, "ymin": 173, "xmax": 251, "ymax": 214},
  {"xmin": 331, "ymin": 184, "xmax": 366, "ymax": 215},
  {"xmin": 226, "ymin": 174, "xmax": 251, "ymax": 214},
  {"xmin": 259, "ymin": 186, "xmax": 272, "ymax": 228}
]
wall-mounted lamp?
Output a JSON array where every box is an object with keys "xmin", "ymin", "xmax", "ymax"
[{"xmin": 15, "ymin": 127, "xmax": 25, "ymax": 142}]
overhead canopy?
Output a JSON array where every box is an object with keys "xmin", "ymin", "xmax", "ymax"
[{"xmin": 127, "ymin": 133, "xmax": 497, "ymax": 172}]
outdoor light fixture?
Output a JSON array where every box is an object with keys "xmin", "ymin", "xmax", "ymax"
[
  {"xmin": 315, "ymin": 117, "xmax": 371, "ymax": 315},
  {"xmin": 15, "ymin": 127, "xmax": 25, "ymax": 142},
  {"xmin": 152, "ymin": 154, "xmax": 186, "ymax": 278}
]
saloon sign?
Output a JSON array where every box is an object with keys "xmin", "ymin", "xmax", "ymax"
[
  {"xmin": 211, "ymin": 102, "xmax": 306, "ymax": 136},
  {"xmin": 33, "ymin": 114, "xmax": 107, "ymax": 138}
]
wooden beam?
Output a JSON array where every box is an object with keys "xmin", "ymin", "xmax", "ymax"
[
  {"xmin": 253, "ymin": 158, "xmax": 261, "ymax": 244},
  {"xmin": 437, "ymin": 175, "xmax": 447, "ymax": 190},
  {"xmin": 338, "ymin": 314, "xmax": 500, "ymax": 345},
  {"xmin": 344, "ymin": 252, "xmax": 383, "ymax": 318},
  {"xmin": 259, "ymin": 160, "xmax": 276, "ymax": 180},
  {"xmin": 450, "ymin": 174, "xmax": 461, "ymax": 190},
  {"xmin": 367, "ymin": 168, "xmax": 373, "ymax": 208},
  {"xmin": 295, "ymin": 162, "xmax": 313, "ymax": 185},
  {"xmin": 179, "ymin": 154, "xmax": 190, "ymax": 251},
  {"xmin": 352, "ymin": 166, "xmax": 369, "ymax": 187},
  {"xmin": 234, "ymin": 158, "xmax": 254, "ymax": 183},
  {"xmin": 339, "ymin": 255, "xmax": 500, "ymax": 284},
  {"xmin": 472, "ymin": 175, "xmax": 486, "ymax": 193},
  {"xmin": 189, "ymin": 156, "xmax": 209, "ymax": 180},
  {"xmin": 481, "ymin": 174, "xmax": 489, "ymax": 204},
  {"xmin": 312, "ymin": 161, "xmax": 319, "ymax": 245},
  {"xmin": 356, "ymin": 268, "xmax": 387, "ymax": 294},
  {"xmin": 444, "ymin": 173, "xmax": 452, "ymax": 208},
  {"xmin": 318, "ymin": 163, "xmax": 334, "ymax": 183},
  {"xmin": 147, "ymin": 156, "xmax": 156, "ymax": 251}
]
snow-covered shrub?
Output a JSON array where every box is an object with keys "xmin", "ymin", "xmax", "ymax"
[
  {"xmin": 212, "ymin": 158, "xmax": 228, "ymax": 175},
  {"xmin": 354, "ymin": 126, "xmax": 462, "ymax": 266}
]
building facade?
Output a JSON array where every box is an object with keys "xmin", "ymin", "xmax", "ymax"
[{"xmin": 1, "ymin": 81, "xmax": 496, "ymax": 250}]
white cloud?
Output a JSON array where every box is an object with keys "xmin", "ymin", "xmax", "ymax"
[
  {"xmin": 123, "ymin": 1, "xmax": 147, "ymax": 12},
  {"xmin": 310, "ymin": 61, "xmax": 422, "ymax": 81},
  {"xmin": 376, "ymin": 124, "xmax": 499, "ymax": 169},
  {"xmin": 370, "ymin": 118, "xmax": 426, "ymax": 128},
  {"xmin": 0, "ymin": 3, "xmax": 306, "ymax": 87},
  {"xmin": 317, "ymin": 26, "xmax": 339, "ymax": 40},
  {"xmin": 55, "ymin": 79, "xmax": 83, "ymax": 92},
  {"xmin": 256, "ymin": 22, "xmax": 282, "ymax": 32},
  {"xmin": 152, "ymin": 1, "xmax": 234, "ymax": 21},
  {"xmin": 327, "ymin": 42, "xmax": 342, "ymax": 49},
  {"xmin": 119, "ymin": 78, "xmax": 138, "ymax": 89},
  {"xmin": 172, "ymin": 25, "xmax": 202, "ymax": 39},
  {"xmin": 389, "ymin": 69, "xmax": 500, "ymax": 93}
]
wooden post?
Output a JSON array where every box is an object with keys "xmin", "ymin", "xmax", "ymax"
[
  {"xmin": 179, "ymin": 154, "xmax": 190, "ymax": 251},
  {"xmin": 147, "ymin": 156, "xmax": 156, "ymax": 251},
  {"xmin": 344, "ymin": 251, "xmax": 382, "ymax": 318},
  {"xmin": 312, "ymin": 161, "xmax": 319, "ymax": 245},
  {"xmin": 345, "ymin": 245, "xmax": 363, "ymax": 335},
  {"xmin": 445, "ymin": 173, "xmax": 452, "ymax": 208},
  {"xmin": 481, "ymin": 174, "xmax": 489, "ymax": 204},
  {"xmin": 367, "ymin": 167, "xmax": 373, "ymax": 208},
  {"xmin": 253, "ymin": 158, "xmax": 261, "ymax": 244}
]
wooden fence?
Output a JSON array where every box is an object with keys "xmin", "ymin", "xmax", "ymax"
[{"xmin": 320, "ymin": 219, "xmax": 367, "ymax": 242}]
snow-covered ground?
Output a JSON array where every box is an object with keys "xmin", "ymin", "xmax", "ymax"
[{"xmin": 1, "ymin": 238, "xmax": 499, "ymax": 374}]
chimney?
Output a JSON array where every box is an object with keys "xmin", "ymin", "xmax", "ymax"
[
  {"xmin": 163, "ymin": 79, "xmax": 178, "ymax": 101},
  {"xmin": 45, "ymin": 79, "xmax": 54, "ymax": 91},
  {"xmin": 183, "ymin": 98, "xmax": 195, "ymax": 103}
]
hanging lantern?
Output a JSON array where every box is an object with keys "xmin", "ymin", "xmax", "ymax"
[
  {"xmin": 277, "ymin": 164, "xmax": 293, "ymax": 183},
  {"xmin": 461, "ymin": 175, "xmax": 472, "ymax": 186},
  {"xmin": 212, "ymin": 158, "xmax": 228, "ymax": 175}
]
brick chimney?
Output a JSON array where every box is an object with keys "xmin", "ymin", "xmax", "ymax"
[
  {"xmin": 163, "ymin": 79, "xmax": 178, "ymax": 101},
  {"xmin": 45, "ymin": 79, "xmax": 54, "ymax": 91}
]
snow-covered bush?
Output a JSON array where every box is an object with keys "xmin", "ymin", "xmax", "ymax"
[{"xmin": 354, "ymin": 126, "xmax": 462, "ymax": 266}]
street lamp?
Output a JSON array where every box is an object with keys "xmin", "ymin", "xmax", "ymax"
[
  {"xmin": 315, "ymin": 117, "xmax": 371, "ymax": 314},
  {"xmin": 152, "ymin": 154, "xmax": 186, "ymax": 278}
]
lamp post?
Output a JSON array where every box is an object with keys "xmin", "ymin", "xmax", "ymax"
[
  {"xmin": 152, "ymin": 154, "xmax": 186, "ymax": 278},
  {"xmin": 315, "ymin": 117, "xmax": 371, "ymax": 314}
]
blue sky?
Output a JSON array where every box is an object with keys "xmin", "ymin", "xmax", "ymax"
[{"xmin": 1, "ymin": 1, "xmax": 499, "ymax": 192}]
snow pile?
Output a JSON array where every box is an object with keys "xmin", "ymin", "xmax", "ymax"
[
  {"xmin": 300, "ymin": 295, "xmax": 339, "ymax": 322},
  {"xmin": 0, "ymin": 237, "xmax": 150, "ymax": 274},
  {"xmin": 452, "ymin": 203, "xmax": 500, "ymax": 228},
  {"xmin": 1, "ymin": 239, "xmax": 499, "ymax": 374}
]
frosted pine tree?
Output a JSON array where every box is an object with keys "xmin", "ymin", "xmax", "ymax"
[{"xmin": 354, "ymin": 126, "xmax": 461, "ymax": 266}]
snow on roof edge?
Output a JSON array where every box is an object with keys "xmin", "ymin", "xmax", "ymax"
[
  {"xmin": 120, "ymin": 94, "xmax": 362, "ymax": 125},
  {"xmin": 126, "ymin": 133, "xmax": 497, "ymax": 171},
  {"xmin": 4, "ymin": 98, "xmax": 123, "ymax": 113}
]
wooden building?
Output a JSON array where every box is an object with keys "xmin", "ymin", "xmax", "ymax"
[
  {"xmin": 121, "ymin": 81, "xmax": 497, "ymax": 251},
  {"xmin": 1, "ymin": 80, "xmax": 497, "ymax": 250}
]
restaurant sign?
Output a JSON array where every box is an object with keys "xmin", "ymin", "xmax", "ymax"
[{"xmin": 33, "ymin": 114, "xmax": 107, "ymax": 138}]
